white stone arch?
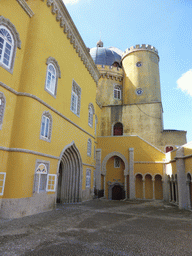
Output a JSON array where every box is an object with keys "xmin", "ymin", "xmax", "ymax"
[
  {"xmin": 101, "ymin": 151, "xmax": 128, "ymax": 176},
  {"xmin": 135, "ymin": 172, "xmax": 143, "ymax": 181},
  {"xmin": 154, "ymin": 173, "xmax": 163, "ymax": 182},
  {"xmin": 143, "ymin": 173, "xmax": 153, "ymax": 181},
  {"xmin": 56, "ymin": 141, "xmax": 83, "ymax": 203}
]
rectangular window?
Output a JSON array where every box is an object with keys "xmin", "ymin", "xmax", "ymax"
[
  {"xmin": 70, "ymin": 80, "xmax": 81, "ymax": 116},
  {"xmin": 114, "ymin": 157, "xmax": 120, "ymax": 168},
  {"xmin": 86, "ymin": 169, "xmax": 91, "ymax": 187},
  {"xmin": 114, "ymin": 87, "xmax": 121, "ymax": 100},
  {"xmin": 41, "ymin": 115, "xmax": 50, "ymax": 138},
  {"xmin": 46, "ymin": 174, "xmax": 57, "ymax": 192},
  {"xmin": 0, "ymin": 172, "xmax": 6, "ymax": 196},
  {"xmin": 71, "ymin": 91, "xmax": 78, "ymax": 114},
  {"xmin": 34, "ymin": 161, "xmax": 49, "ymax": 193}
]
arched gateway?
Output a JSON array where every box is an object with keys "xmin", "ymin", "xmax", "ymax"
[{"xmin": 57, "ymin": 142, "xmax": 82, "ymax": 203}]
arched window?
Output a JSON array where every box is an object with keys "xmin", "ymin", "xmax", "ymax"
[
  {"xmin": 0, "ymin": 16, "xmax": 21, "ymax": 73},
  {"xmin": 113, "ymin": 122, "xmax": 123, "ymax": 136},
  {"xmin": 0, "ymin": 92, "xmax": 6, "ymax": 130},
  {"xmin": 0, "ymin": 26, "xmax": 14, "ymax": 69},
  {"xmin": 88, "ymin": 103, "xmax": 95, "ymax": 127},
  {"xmin": 114, "ymin": 85, "xmax": 121, "ymax": 100},
  {"xmin": 45, "ymin": 57, "xmax": 61, "ymax": 96},
  {"xmin": 40, "ymin": 111, "xmax": 52, "ymax": 142},
  {"xmin": 87, "ymin": 138, "xmax": 92, "ymax": 156},
  {"xmin": 166, "ymin": 146, "xmax": 173, "ymax": 153}
]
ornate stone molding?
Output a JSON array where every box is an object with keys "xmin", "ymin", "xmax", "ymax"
[
  {"xmin": 101, "ymin": 151, "xmax": 128, "ymax": 176},
  {"xmin": 16, "ymin": 0, "xmax": 34, "ymax": 18},
  {"xmin": 46, "ymin": 57, "xmax": 61, "ymax": 78},
  {"xmin": 97, "ymin": 65, "xmax": 123, "ymax": 82},
  {"xmin": 44, "ymin": 0, "xmax": 100, "ymax": 84}
]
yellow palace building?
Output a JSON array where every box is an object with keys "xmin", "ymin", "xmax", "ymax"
[{"xmin": 0, "ymin": 0, "xmax": 191, "ymax": 218}]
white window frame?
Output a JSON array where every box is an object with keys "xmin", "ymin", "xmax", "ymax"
[
  {"xmin": 70, "ymin": 80, "xmax": 81, "ymax": 116},
  {"xmin": 87, "ymin": 138, "xmax": 92, "ymax": 157},
  {"xmin": 88, "ymin": 106, "xmax": 93, "ymax": 127},
  {"xmin": 114, "ymin": 157, "xmax": 121, "ymax": 168},
  {"xmin": 71, "ymin": 91, "xmax": 78, "ymax": 114},
  {"xmin": 0, "ymin": 17, "xmax": 21, "ymax": 74},
  {"xmin": 40, "ymin": 111, "xmax": 52, "ymax": 142},
  {"xmin": 46, "ymin": 174, "xmax": 57, "ymax": 192},
  {"xmin": 45, "ymin": 57, "xmax": 61, "ymax": 97},
  {"xmin": 0, "ymin": 172, "xmax": 6, "ymax": 196},
  {"xmin": 34, "ymin": 163, "xmax": 48, "ymax": 193},
  {"xmin": 114, "ymin": 85, "xmax": 121, "ymax": 100},
  {"xmin": 45, "ymin": 63, "xmax": 56, "ymax": 95},
  {"xmin": 86, "ymin": 169, "xmax": 91, "ymax": 188},
  {"xmin": 0, "ymin": 26, "xmax": 14, "ymax": 69}
]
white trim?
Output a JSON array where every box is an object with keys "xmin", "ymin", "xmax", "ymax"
[
  {"xmin": 46, "ymin": 174, "xmax": 57, "ymax": 192},
  {"xmin": 0, "ymin": 81, "xmax": 95, "ymax": 139},
  {"xmin": 0, "ymin": 172, "xmax": 6, "ymax": 196},
  {"xmin": 16, "ymin": 0, "xmax": 34, "ymax": 18}
]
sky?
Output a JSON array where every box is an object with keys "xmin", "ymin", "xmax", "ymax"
[{"xmin": 63, "ymin": 0, "xmax": 192, "ymax": 142}]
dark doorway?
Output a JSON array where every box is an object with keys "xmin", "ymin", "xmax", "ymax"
[
  {"xmin": 113, "ymin": 122, "xmax": 123, "ymax": 136},
  {"xmin": 56, "ymin": 163, "xmax": 62, "ymax": 203},
  {"xmin": 112, "ymin": 185, "xmax": 124, "ymax": 200}
]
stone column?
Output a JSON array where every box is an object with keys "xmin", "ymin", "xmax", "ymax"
[
  {"xmin": 142, "ymin": 178, "xmax": 145, "ymax": 199},
  {"xmin": 95, "ymin": 149, "xmax": 102, "ymax": 191},
  {"xmin": 175, "ymin": 181, "xmax": 179, "ymax": 204},
  {"xmin": 103, "ymin": 175, "xmax": 106, "ymax": 198},
  {"xmin": 163, "ymin": 163, "xmax": 169, "ymax": 201},
  {"xmin": 176, "ymin": 147, "xmax": 188, "ymax": 209},
  {"xmin": 124, "ymin": 175, "xmax": 127, "ymax": 199},
  {"xmin": 129, "ymin": 148, "xmax": 135, "ymax": 199},
  {"xmin": 186, "ymin": 181, "xmax": 191, "ymax": 209},
  {"xmin": 152, "ymin": 178, "xmax": 155, "ymax": 200}
]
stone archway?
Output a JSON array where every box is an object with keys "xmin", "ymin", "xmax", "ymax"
[
  {"xmin": 56, "ymin": 142, "xmax": 82, "ymax": 203},
  {"xmin": 108, "ymin": 181, "xmax": 125, "ymax": 200},
  {"xmin": 154, "ymin": 174, "xmax": 163, "ymax": 200}
]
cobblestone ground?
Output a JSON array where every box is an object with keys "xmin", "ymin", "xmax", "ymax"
[{"xmin": 0, "ymin": 199, "xmax": 192, "ymax": 256}]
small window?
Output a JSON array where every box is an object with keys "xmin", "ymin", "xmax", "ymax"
[
  {"xmin": 34, "ymin": 163, "xmax": 48, "ymax": 193},
  {"xmin": 113, "ymin": 122, "xmax": 123, "ymax": 136},
  {"xmin": 88, "ymin": 103, "xmax": 94, "ymax": 127},
  {"xmin": 0, "ymin": 172, "xmax": 6, "ymax": 196},
  {"xmin": 95, "ymin": 115, "xmax": 98, "ymax": 135},
  {"xmin": 45, "ymin": 57, "xmax": 61, "ymax": 97},
  {"xmin": 114, "ymin": 157, "xmax": 121, "ymax": 168},
  {"xmin": 166, "ymin": 146, "xmax": 173, "ymax": 153},
  {"xmin": 87, "ymin": 138, "xmax": 92, "ymax": 156},
  {"xmin": 70, "ymin": 80, "xmax": 81, "ymax": 116},
  {"xmin": 86, "ymin": 169, "xmax": 91, "ymax": 187},
  {"xmin": 45, "ymin": 64, "xmax": 56, "ymax": 94},
  {"xmin": 0, "ymin": 92, "xmax": 6, "ymax": 130},
  {"xmin": 40, "ymin": 111, "xmax": 52, "ymax": 142},
  {"xmin": 114, "ymin": 85, "xmax": 121, "ymax": 100}
]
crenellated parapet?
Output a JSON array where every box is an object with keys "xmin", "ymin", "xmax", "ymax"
[
  {"xmin": 122, "ymin": 44, "xmax": 159, "ymax": 61},
  {"xmin": 97, "ymin": 65, "xmax": 123, "ymax": 82}
]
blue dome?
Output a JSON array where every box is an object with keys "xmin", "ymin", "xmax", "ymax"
[{"xmin": 90, "ymin": 46, "xmax": 122, "ymax": 66}]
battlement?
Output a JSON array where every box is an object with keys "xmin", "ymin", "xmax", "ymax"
[
  {"xmin": 122, "ymin": 44, "xmax": 159, "ymax": 60},
  {"xmin": 96, "ymin": 65, "xmax": 123, "ymax": 82},
  {"xmin": 97, "ymin": 65, "xmax": 123, "ymax": 73}
]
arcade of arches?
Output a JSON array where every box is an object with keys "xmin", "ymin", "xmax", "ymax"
[{"xmin": 135, "ymin": 174, "xmax": 163, "ymax": 200}]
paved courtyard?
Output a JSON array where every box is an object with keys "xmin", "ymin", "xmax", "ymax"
[{"xmin": 0, "ymin": 199, "xmax": 192, "ymax": 256}]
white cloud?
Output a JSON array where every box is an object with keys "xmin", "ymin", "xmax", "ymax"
[
  {"xmin": 177, "ymin": 69, "xmax": 192, "ymax": 96},
  {"xmin": 63, "ymin": 0, "xmax": 80, "ymax": 5}
]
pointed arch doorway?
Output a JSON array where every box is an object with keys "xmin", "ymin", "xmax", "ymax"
[{"xmin": 57, "ymin": 142, "xmax": 82, "ymax": 203}]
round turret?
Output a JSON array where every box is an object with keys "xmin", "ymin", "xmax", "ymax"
[{"xmin": 122, "ymin": 44, "xmax": 161, "ymax": 105}]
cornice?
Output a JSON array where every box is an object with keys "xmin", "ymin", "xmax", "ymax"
[
  {"xmin": 16, "ymin": 0, "xmax": 34, "ymax": 18},
  {"xmin": 97, "ymin": 65, "xmax": 124, "ymax": 82},
  {"xmin": 42, "ymin": 0, "xmax": 100, "ymax": 84}
]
